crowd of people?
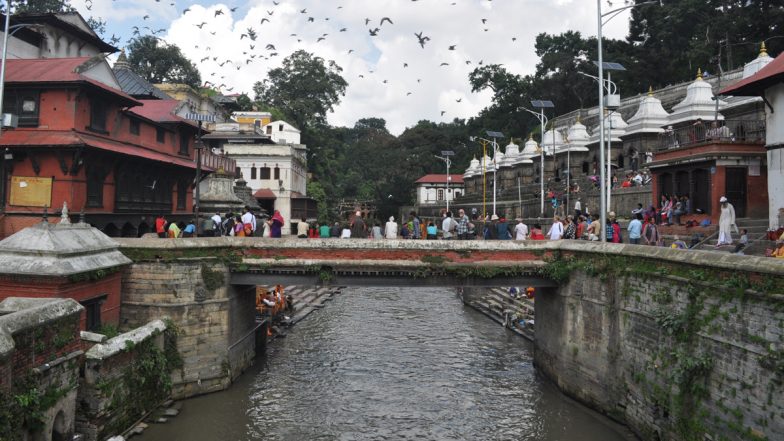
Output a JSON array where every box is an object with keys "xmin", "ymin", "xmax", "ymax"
[{"xmin": 154, "ymin": 206, "xmax": 282, "ymax": 238}]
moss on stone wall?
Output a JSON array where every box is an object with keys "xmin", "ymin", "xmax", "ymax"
[{"xmin": 0, "ymin": 374, "xmax": 74, "ymax": 440}]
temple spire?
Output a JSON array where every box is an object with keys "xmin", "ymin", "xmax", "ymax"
[
  {"xmin": 696, "ymin": 68, "xmax": 703, "ymax": 81},
  {"xmin": 759, "ymin": 41, "xmax": 768, "ymax": 58}
]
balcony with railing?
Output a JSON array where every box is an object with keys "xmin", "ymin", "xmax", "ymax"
[
  {"xmin": 656, "ymin": 119, "xmax": 766, "ymax": 151},
  {"xmin": 202, "ymin": 149, "xmax": 237, "ymax": 177}
]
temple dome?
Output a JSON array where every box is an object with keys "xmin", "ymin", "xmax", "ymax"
[
  {"xmin": 499, "ymin": 140, "xmax": 519, "ymax": 168},
  {"xmin": 542, "ymin": 128, "xmax": 565, "ymax": 155},
  {"xmin": 743, "ymin": 42, "xmax": 773, "ymax": 79},
  {"xmin": 462, "ymin": 157, "xmax": 480, "ymax": 178},
  {"xmin": 520, "ymin": 136, "xmax": 539, "ymax": 158},
  {"xmin": 588, "ymin": 111, "xmax": 628, "ymax": 145},
  {"xmin": 625, "ymin": 87, "xmax": 670, "ymax": 135},
  {"xmin": 563, "ymin": 118, "xmax": 590, "ymax": 152},
  {"xmin": 668, "ymin": 69, "xmax": 726, "ymax": 125}
]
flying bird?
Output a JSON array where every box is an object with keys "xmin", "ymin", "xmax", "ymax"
[
  {"xmin": 380, "ymin": 17, "xmax": 393, "ymax": 26},
  {"xmin": 267, "ymin": 10, "xmax": 274, "ymax": 16},
  {"xmin": 266, "ymin": 44, "xmax": 276, "ymax": 50},
  {"xmin": 440, "ymin": 62, "xmax": 449, "ymax": 66},
  {"xmin": 481, "ymin": 18, "xmax": 487, "ymax": 24},
  {"xmin": 369, "ymin": 28, "xmax": 380, "ymax": 36},
  {"xmin": 364, "ymin": 18, "xmax": 371, "ymax": 25},
  {"xmin": 340, "ymin": 27, "xmax": 347, "ymax": 32},
  {"xmin": 195, "ymin": 22, "xmax": 207, "ymax": 28},
  {"xmin": 448, "ymin": 45, "xmax": 456, "ymax": 50},
  {"xmin": 230, "ymin": 7, "xmax": 238, "ymax": 12},
  {"xmin": 415, "ymin": 32, "xmax": 430, "ymax": 48},
  {"xmin": 300, "ymin": 8, "xmax": 307, "ymax": 13},
  {"xmin": 143, "ymin": 14, "xmax": 150, "ymax": 20},
  {"xmin": 317, "ymin": 37, "xmax": 326, "ymax": 42},
  {"xmin": 441, "ymin": 111, "xmax": 446, "ymax": 116},
  {"xmin": 260, "ymin": 18, "xmax": 270, "ymax": 24},
  {"xmin": 456, "ymin": 98, "xmax": 462, "ymax": 103},
  {"xmin": 214, "ymin": 9, "xmax": 224, "ymax": 16},
  {"xmin": 308, "ymin": 17, "xmax": 314, "ymax": 22},
  {"xmin": 183, "ymin": 7, "xmax": 191, "ymax": 14}
]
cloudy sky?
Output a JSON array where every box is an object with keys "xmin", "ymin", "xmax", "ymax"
[{"xmin": 72, "ymin": 0, "xmax": 631, "ymax": 134}]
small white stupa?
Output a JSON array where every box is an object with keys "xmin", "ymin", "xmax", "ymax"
[
  {"xmin": 668, "ymin": 68, "xmax": 727, "ymax": 125},
  {"xmin": 626, "ymin": 87, "xmax": 671, "ymax": 135}
]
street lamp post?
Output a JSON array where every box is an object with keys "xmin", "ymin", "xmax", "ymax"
[
  {"xmin": 596, "ymin": 0, "xmax": 662, "ymax": 240},
  {"xmin": 522, "ymin": 100, "xmax": 554, "ymax": 219},
  {"xmin": 486, "ymin": 131, "xmax": 504, "ymax": 216},
  {"xmin": 471, "ymin": 133, "xmax": 503, "ymax": 218},
  {"xmin": 435, "ymin": 150, "xmax": 455, "ymax": 214}
]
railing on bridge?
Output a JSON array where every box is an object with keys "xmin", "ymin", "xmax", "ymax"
[{"xmin": 656, "ymin": 119, "xmax": 765, "ymax": 151}]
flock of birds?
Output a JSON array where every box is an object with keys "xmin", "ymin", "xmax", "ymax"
[{"xmin": 111, "ymin": 0, "xmax": 524, "ymax": 119}]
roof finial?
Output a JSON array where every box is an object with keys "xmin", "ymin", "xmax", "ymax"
[
  {"xmin": 760, "ymin": 41, "xmax": 768, "ymax": 58},
  {"xmin": 60, "ymin": 202, "xmax": 70, "ymax": 224},
  {"xmin": 528, "ymin": 133, "xmax": 533, "ymax": 141},
  {"xmin": 696, "ymin": 68, "xmax": 703, "ymax": 81},
  {"xmin": 648, "ymin": 86, "xmax": 653, "ymax": 97}
]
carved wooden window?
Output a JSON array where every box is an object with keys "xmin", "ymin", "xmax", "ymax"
[
  {"xmin": 177, "ymin": 180, "xmax": 187, "ymax": 210},
  {"xmin": 179, "ymin": 131, "xmax": 190, "ymax": 155},
  {"xmin": 129, "ymin": 119, "xmax": 140, "ymax": 135},
  {"xmin": 4, "ymin": 90, "xmax": 40, "ymax": 127},
  {"xmin": 156, "ymin": 127, "xmax": 166, "ymax": 143},
  {"xmin": 250, "ymin": 167, "xmax": 257, "ymax": 179},
  {"xmin": 89, "ymin": 98, "xmax": 107, "ymax": 132},
  {"xmin": 86, "ymin": 166, "xmax": 105, "ymax": 208}
]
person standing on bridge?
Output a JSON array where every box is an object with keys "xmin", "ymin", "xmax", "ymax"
[
  {"xmin": 155, "ymin": 214, "xmax": 167, "ymax": 238},
  {"xmin": 442, "ymin": 211, "xmax": 455, "ymax": 240},
  {"xmin": 409, "ymin": 211, "xmax": 421, "ymax": 240},
  {"xmin": 385, "ymin": 216, "xmax": 398, "ymax": 239},
  {"xmin": 351, "ymin": 211, "xmax": 367, "ymax": 238},
  {"xmin": 242, "ymin": 206, "xmax": 257, "ymax": 237},
  {"xmin": 456, "ymin": 209, "xmax": 470, "ymax": 240},
  {"xmin": 547, "ymin": 216, "xmax": 563, "ymax": 240},
  {"xmin": 269, "ymin": 210, "xmax": 284, "ymax": 238},
  {"xmin": 514, "ymin": 218, "xmax": 528, "ymax": 240}
]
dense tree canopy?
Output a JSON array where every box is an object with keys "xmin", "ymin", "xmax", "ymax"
[
  {"xmin": 253, "ymin": 50, "xmax": 348, "ymax": 131},
  {"xmin": 127, "ymin": 36, "xmax": 201, "ymax": 89},
  {"xmin": 12, "ymin": 0, "xmax": 73, "ymax": 13}
]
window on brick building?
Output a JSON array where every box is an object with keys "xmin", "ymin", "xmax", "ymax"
[
  {"xmin": 177, "ymin": 180, "xmax": 187, "ymax": 210},
  {"xmin": 260, "ymin": 167, "xmax": 271, "ymax": 180},
  {"xmin": 179, "ymin": 131, "xmax": 189, "ymax": 155},
  {"xmin": 129, "ymin": 119, "xmax": 140, "ymax": 135},
  {"xmin": 86, "ymin": 166, "xmax": 105, "ymax": 208},
  {"xmin": 81, "ymin": 295, "xmax": 106, "ymax": 332},
  {"xmin": 89, "ymin": 98, "xmax": 107, "ymax": 132},
  {"xmin": 156, "ymin": 127, "xmax": 166, "ymax": 143},
  {"xmin": 3, "ymin": 90, "xmax": 40, "ymax": 127}
]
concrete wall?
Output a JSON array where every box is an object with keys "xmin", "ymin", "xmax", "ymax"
[
  {"xmin": 120, "ymin": 262, "xmax": 256, "ymax": 399},
  {"xmin": 535, "ymin": 244, "xmax": 784, "ymax": 441},
  {"xmin": 766, "ymin": 83, "xmax": 784, "ymax": 229}
]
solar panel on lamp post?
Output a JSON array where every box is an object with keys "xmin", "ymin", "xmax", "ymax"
[
  {"xmin": 531, "ymin": 100, "xmax": 554, "ymax": 219},
  {"xmin": 593, "ymin": 61, "xmax": 625, "ymax": 216}
]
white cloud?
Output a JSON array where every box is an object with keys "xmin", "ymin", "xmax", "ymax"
[{"xmin": 93, "ymin": 0, "xmax": 632, "ymax": 135}]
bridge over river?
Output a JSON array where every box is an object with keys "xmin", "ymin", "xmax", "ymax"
[{"xmin": 115, "ymin": 237, "xmax": 784, "ymax": 441}]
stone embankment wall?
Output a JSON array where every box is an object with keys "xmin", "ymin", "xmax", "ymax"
[
  {"xmin": 0, "ymin": 297, "xmax": 84, "ymax": 441},
  {"xmin": 535, "ymin": 243, "xmax": 784, "ymax": 441},
  {"xmin": 77, "ymin": 320, "xmax": 169, "ymax": 441},
  {"xmin": 120, "ymin": 260, "xmax": 257, "ymax": 399}
]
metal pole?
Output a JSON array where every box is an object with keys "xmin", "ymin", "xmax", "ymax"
[
  {"xmin": 492, "ymin": 137, "xmax": 497, "ymax": 216},
  {"xmin": 517, "ymin": 175, "xmax": 522, "ymax": 218},
  {"xmin": 194, "ymin": 120, "xmax": 202, "ymax": 235},
  {"xmin": 482, "ymin": 141, "xmax": 487, "ymax": 220},
  {"xmin": 445, "ymin": 157, "xmax": 450, "ymax": 214},
  {"xmin": 597, "ymin": 0, "xmax": 607, "ymax": 241},
  {"xmin": 607, "ymin": 108, "xmax": 612, "ymax": 212},
  {"xmin": 540, "ymin": 109, "xmax": 545, "ymax": 218},
  {"xmin": 0, "ymin": 2, "xmax": 12, "ymax": 143},
  {"xmin": 566, "ymin": 148, "xmax": 570, "ymax": 214}
]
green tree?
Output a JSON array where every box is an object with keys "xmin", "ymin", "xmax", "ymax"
[
  {"xmin": 13, "ymin": 0, "xmax": 73, "ymax": 13},
  {"xmin": 253, "ymin": 50, "xmax": 347, "ymax": 130},
  {"xmin": 235, "ymin": 94, "xmax": 254, "ymax": 111},
  {"xmin": 127, "ymin": 36, "xmax": 201, "ymax": 89},
  {"xmin": 306, "ymin": 181, "xmax": 330, "ymax": 222}
]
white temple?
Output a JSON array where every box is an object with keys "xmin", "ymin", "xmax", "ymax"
[
  {"xmin": 668, "ymin": 69, "xmax": 727, "ymax": 125},
  {"xmin": 625, "ymin": 87, "xmax": 671, "ymax": 135}
]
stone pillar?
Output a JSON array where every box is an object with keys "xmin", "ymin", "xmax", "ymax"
[{"xmin": 198, "ymin": 172, "xmax": 245, "ymax": 216}]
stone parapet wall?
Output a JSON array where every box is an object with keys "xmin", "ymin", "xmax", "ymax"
[
  {"xmin": 535, "ymin": 244, "xmax": 784, "ymax": 441},
  {"xmin": 77, "ymin": 320, "xmax": 167, "ymax": 441},
  {"xmin": 120, "ymin": 261, "xmax": 256, "ymax": 399}
]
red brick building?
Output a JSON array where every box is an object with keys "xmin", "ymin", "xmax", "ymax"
[{"xmin": 0, "ymin": 56, "xmax": 203, "ymax": 237}]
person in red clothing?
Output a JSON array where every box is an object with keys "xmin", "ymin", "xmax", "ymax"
[
  {"xmin": 529, "ymin": 224, "xmax": 545, "ymax": 240},
  {"xmin": 155, "ymin": 214, "xmax": 167, "ymax": 238}
]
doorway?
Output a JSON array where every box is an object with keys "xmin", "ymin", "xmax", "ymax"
[{"xmin": 725, "ymin": 167, "xmax": 747, "ymax": 218}]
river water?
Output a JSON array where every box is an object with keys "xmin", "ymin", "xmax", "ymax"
[{"xmin": 139, "ymin": 288, "xmax": 634, "ymax": 441}]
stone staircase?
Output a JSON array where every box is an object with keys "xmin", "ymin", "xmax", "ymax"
[
  {"xmin": 284, "ymin": 285, "xmax": 339, "ymax": 325},
  {"xmin": 462, "ymin": 287, "xmax": 535, "ymax": 340}
]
